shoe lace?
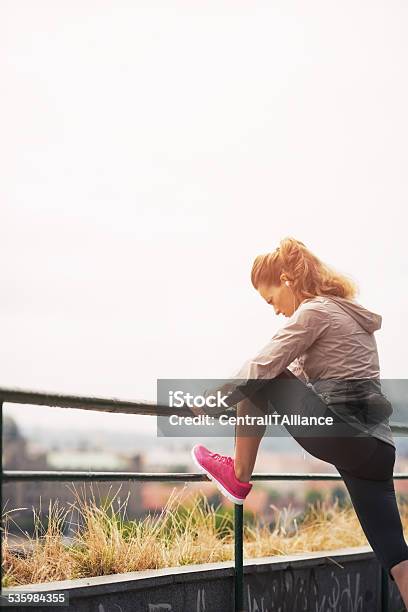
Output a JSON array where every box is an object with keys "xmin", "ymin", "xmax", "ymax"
[{"xmin": 211, "ymin": 453, "xmax": 233, "ymax": 466}]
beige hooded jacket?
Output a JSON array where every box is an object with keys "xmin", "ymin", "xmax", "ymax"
[{"xmin": 208, "ymin": 295, "xmax": 395, "ymax": 447}]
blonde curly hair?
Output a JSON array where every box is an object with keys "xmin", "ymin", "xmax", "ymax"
[{"xmin": 251, "ymin": 236, "xmax": 359, "ymax": 301}]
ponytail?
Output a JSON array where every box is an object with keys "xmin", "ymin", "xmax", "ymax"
[{"xmin": 251, "ymin": 236, "xmax": 358, "ymax": 300}]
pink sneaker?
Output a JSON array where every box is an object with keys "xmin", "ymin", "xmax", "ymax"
[{"xmin": 191, "ymin": 444, "xmax": 252, "ymax": 504}]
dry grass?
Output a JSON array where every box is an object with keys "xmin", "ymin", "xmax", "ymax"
[{"xmin": 2, "ymin": 484, "xmax": 408, "ymax": 587}]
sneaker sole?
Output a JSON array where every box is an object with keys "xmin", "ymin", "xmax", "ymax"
[{"xmin": 190, "ymin": 447, "xmax": 247, "ymax": 505}]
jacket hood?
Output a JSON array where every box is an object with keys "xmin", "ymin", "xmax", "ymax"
[{"xmin": 321, "ymin": 295, "xmax": 382, "ymax": 333}]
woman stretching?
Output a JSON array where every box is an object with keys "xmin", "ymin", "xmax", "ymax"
[{"xmin": 191, "ymin": 236, "xmax": 408, "ymax": 605}]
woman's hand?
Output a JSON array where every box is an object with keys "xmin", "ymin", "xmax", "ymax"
[{"xmin": 188, "ymin": 404, "xmax": 207, "ymax": 417}]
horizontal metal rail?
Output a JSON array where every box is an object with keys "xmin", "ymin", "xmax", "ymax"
[
  {"xmin": 1, "ymin": 386, "xmax": 407, "ymax": 433},
  {"xmin": 0, "ymin": 386, "xmax": 190, "ymax": 416},
  {"xmin": 3, "ymin": 470, "xmax": 408, "ymax": 482}
]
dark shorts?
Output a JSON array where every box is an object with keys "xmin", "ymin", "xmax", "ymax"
[{"xmin": 238, "ymin": 368, "xmax": 395, "ymax": 479}]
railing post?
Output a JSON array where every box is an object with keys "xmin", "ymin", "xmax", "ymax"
[
  {"xmin": 234, "ymin": 503, "xmax": 244, "ymax": 612},
  {"xmin": 380, "ymin": 567, "xmax": 389, "ymax": 612}
]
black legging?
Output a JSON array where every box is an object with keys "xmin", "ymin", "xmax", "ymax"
[{"xmin": 234, "ymin": 368, "xmax": 408, "ymax": 582}]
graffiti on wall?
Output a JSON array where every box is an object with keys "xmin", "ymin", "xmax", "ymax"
[{"xmin": 85, "ymin": 563, "xmax": 399, "ymax": 612}]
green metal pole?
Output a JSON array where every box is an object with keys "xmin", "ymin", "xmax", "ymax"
[
  {"xmin": 234, "ymin": 503, "xmax": 244, "ymax": 612},
  {"xmin": 381, "ymin": 567, "xmax": 389, "ymax": 611}
]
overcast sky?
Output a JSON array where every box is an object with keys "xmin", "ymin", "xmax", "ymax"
[{"xmin": 1, "ymin": 1, "xmax": 407, "ymax": 438}]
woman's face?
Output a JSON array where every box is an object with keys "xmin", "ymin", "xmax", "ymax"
[{"xmin": 257, "ymin": 278, "xmax": 297, "ymax": 317}]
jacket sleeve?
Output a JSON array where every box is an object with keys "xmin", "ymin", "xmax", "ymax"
[{"xmin": 204, "ymin": 304, "xmax": 331, "ymax": 408}]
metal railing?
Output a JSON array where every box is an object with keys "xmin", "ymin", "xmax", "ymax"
[{"xmin": 1, "ymin": 386, "xmax": 408, "ymax": 612}]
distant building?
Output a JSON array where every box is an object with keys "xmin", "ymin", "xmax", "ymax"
[
  {"xmin": 143, "ymin": 446, "xmax": 189, "ymax": 472},
  {"xmin": 2, "ymin": 416, "xmax": 144, "ymax": 533},
  {"xmin": 3, "ymin": 415, "xmax": 49, "ymax": 517},
  {"xmin": 46, "ymin": 449, "xmax": 132, "ymax": 471}
]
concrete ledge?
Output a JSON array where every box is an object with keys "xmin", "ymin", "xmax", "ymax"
[{"xmin": 2, "ymin": 546, "xmax": 404, "ymax": 611}]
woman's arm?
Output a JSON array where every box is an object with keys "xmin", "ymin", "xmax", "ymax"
[{"xmin": 203, "ymin": 304, "xmax": 331, "ymax": 410}]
